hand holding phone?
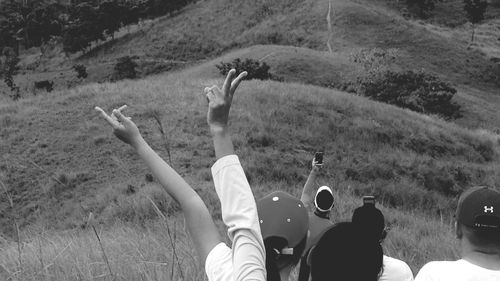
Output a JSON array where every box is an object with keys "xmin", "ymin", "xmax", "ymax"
[
  {"xmin": 363, "ymin": 196, "xmax": 375, "ymax": 206},
  {"xmin": 313, "ymin": 151, "xmax": 324, "ymax": 168}
]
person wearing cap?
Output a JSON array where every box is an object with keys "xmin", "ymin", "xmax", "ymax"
[
  {"xmin": 257, "ymin": 191, "xmax": 309, "ymax": 281},
  {"xmin": 96, "ymin": 69, "xmax": 266, "ymax": 281},
  {"xmin": 204, "ymin": 69, "xmax": 310, "ymax": 281},
  {"xmin": 298, "ymin": 156, "xmax": 335, "ymax": 281},
  {"xmin": 352, "ymin": 200, "xmax": 414, "ymax": 281},
  {"xmin": 415, "ymin": 186, "xmax": 500, "ymax": 281},
  {"xmin": 204, "ymin": 69, "xmax": 267, "ymax": 281}
]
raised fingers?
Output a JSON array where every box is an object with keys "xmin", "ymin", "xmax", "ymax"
[
  {"xmin": 222, "ymin": 69, "xmax": 236, "ymax": 96},
  {"xmin": 95, "ymin": 106, "xmax": 119, "ymax": 128},
  {"xmin": 230, "ymin": 71, "xmax": 247, "ymax": 94},
  {"xmin": 204, "ymin": 86, "xmax": 218, "ymax": 102}
]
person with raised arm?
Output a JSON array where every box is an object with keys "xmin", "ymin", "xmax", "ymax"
[
  {"xmin": 95, "ymin": 69, "xmax": 266, "ymax": 281},
  {"xmin": 203, "ymin": 69, "xmax": 267, "ymax": 281},
  {"xmin": 298, "ymin": 154, "xmax": 335, "ymax": 281},
  {"xmin": 204, "ymin": 70, "xmax": 309, "ymax": 281}
]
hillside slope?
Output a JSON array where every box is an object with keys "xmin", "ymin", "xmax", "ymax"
[
  {"xmin": 2, "ymin": 1, "xmax": 500, "ymax": 278},
  {"xmin": 9, "ymin": 0, "xmax": 499, "ymax": 131},
  {"xmin": 73, "ymin": 0, "xmax": 499, "ymax": 86},
  {"xmin": 2, "ymin": 50, "xmax": 500, "ymax": 276},
  {"xmin": 2, "ymin": 59, "xmax": 499, "ymax": 231},
  {"xmin": 181, "ymin": 44, "xmax": 500, "ymax": 131}
]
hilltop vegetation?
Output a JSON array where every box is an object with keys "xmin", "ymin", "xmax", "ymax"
[{"xmin": 2, "ymin": 0, "xmax": 499, "ymax": 129}]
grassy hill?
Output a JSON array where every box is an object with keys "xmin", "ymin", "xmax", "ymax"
[
  {"xmin": 1, "ymin": 0, "xmax": 500, "ymax": 279},
  {"xmin": 71, "ymin": 0, "xmax": 500, "ymax": 88},
  {"xmin": 9, "ymin": 0, "xmax": 500, "ymax": 129},
  {"xmin": 1, "ymin": 58, "xmax": 500, "ymax": 277}
]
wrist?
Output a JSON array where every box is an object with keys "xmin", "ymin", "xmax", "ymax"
[
  {"xmin": 209, "ymin": 124, "xmax": 229, "ymax": 135},
  {"xmin": 130, "ymin": 135, "xmax": 146, "ymax": 150}
]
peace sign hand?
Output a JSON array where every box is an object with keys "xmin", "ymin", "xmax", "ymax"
[
  {"xmin": 95, "ymin": 105, "xmax": 143, "ymax": 147},
  {"xmin": 204, "ymin": 69, "xmax": 247, "ymax": 131}
]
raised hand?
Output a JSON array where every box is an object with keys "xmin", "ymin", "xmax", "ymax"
[
  {"xmin": 95, "ymin": 105, "xmax": 143, "ymax": 147},
  {"xmin": 204, "ymin": 69, "xmax": 247, "ymax": 131},
  {"xmin": 312, "ymin": 158, "xmax": 323, "ymax": 172}
]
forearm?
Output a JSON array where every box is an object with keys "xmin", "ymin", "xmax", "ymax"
[
  {"xmin": 300, "ymin": 169, "xmax": 318, "ymax": 208},
  {"xmin": 133, "ymin": 137, "xmax": 221, "ymax": 263},
  {"xmin": 210, "ymin": 126, "xmax": 235, "ymax": 160},
  {"xmin": 133, "ymin": 138, "xmax": 199, "ymax": 206}
]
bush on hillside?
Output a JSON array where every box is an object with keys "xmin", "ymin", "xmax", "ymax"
[
  {"xmin": 73, "ymin": 64, "xmax": 88, "ymax": 79},
  {"xmin": 0, "ymin": 47, "xmax": 20, "ymax": 100},
  {"xmin": 113, "ymin": 56, "xmax": 138, "ymax": 81},
  {"xmin": 406, "ymin": 0, "xmax": 436, "ymax": 18},
  {"xmin": 357, "ymin": 70, "xmax": 461, "ymax": 119},
  {"xmin": 216, "ymin": 58, "xmax": 282, "ymax": 81},
  {"xmin": 350, "ymin": 48, "xmax": 400, "ymax": 73}
]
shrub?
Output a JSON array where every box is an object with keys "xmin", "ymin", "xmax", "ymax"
[
  {"xmin": 113, "ymin": 56, "xmax": 138, "ymax": 81},
  {"xmin": 350, "ymin": 48, "xmax": 399, "ymax": 73},
  {"xmin": 34, "ymin": 80, "xmax": 54, "ymax": 93},
  {"xmin": 406, "ymin": 0, "xmax": 436, "ymax": 18},
  {"xmin": 357, "ymin": 70, "xmax": 461, "ymax": 119},
  {"xmin": 216, "ymin": 58, "xmax": 282, "ymax": 81},
  {"xmin": 72, "ymin": 64, "xmax": 88, "ymax": 78},
  {"xmin": 0, "ymin": 47, "xmax": 20, "ymax": 100}
]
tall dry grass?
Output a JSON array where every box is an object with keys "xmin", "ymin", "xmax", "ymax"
[
  {"xmin": 0, "ymin": 218, "xmax": 205, "ymax": 281},
  {"xmin": 0, "ymin": 188, "xmax": 459, "ymax": 280}
]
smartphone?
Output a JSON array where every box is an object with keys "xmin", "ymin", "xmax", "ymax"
[
  {"xmin": 314, "ymin": 151, "xmax": 324, "ymax": 165},
  {"xmin": 363, "ymin": 196, "xmax": 375, "ymax": 206}
]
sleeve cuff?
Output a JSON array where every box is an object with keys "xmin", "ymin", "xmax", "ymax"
[{"xmin": 211, "ymin": 154, "xmax": 241, "ymax": 176}]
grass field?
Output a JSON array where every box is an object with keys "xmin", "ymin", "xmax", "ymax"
[
  {"xmin": 1, "ymin": 63, "xmax": 499, "ymax": 278},
  {"xmin": 0, "ymin": 191, "xmax": 459, "ymax": 281},
  {"xmin": 2, "ymin": 0, "xmax": 500, "ymax": 279}
]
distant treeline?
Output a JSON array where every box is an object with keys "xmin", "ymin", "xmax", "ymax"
[{"xmin": 0, "ymin": 0, "xmax": 196, "ymax": 54}]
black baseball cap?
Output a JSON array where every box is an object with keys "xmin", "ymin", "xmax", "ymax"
[
  {"xmin": 257, "ymin": 191, "xmax": 309, "ymax": 253},
  {"xmin": 456, "ymin": 186, "xmax": 500, "ymax": 230}
]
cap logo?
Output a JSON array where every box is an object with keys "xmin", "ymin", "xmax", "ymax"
[{"xmin": 484, "ymin": 206, "xmax": 494, "ymax": 213}]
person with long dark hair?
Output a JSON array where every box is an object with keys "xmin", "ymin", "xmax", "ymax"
[{"xmin": 309, "ymin": 221, "xmax": 384, "ymax": 281}]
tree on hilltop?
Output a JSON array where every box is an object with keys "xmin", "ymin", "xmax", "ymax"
[
  {"xmin": 62, "ymin": 1, "xmax": 104, "ymax": 54},
  {"xmin": 24, "ymin": 2, "xmax": 66, "ymax": 47},
  {"xmin": 98, "ymin": 0, "xmax": 122, "ymax": 40},
  {"xmin": 0, "ymin": 47, "xmax": 20, "ymax": 100},
  {"xmin": 464, "ymin": 0, "xmax": 488, "ymax": 43},
  {"xmin": 406, "ymin": 0, "xmax": 436, "ymax": 19},
  {"xmin": 0, "ymin": 1, "xmax": 26, "ymax": 55}
]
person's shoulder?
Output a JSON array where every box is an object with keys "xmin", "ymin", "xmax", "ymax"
[
  {"xmin": 382, "ymin": 255, "xmax": 413, "ymax": 280},
  {"xmin": 415, "ymin": 260, "xmax": 459, "ymax": 280},
  {"xmin": 384, "ymin": 255, "xmax": 412, "ymax": 269},
  {"xmin": 419, "ymin": 260, "xmax": 457, "ymax": 271},
  {"xmin": 308, "ymin": 215, "xmax": 333, "ymax": 234}
]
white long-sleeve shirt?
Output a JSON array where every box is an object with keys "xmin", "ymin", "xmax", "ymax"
[{"xmin": 205, "ymin": 155, "xmax": 267, "ymax": 281}]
